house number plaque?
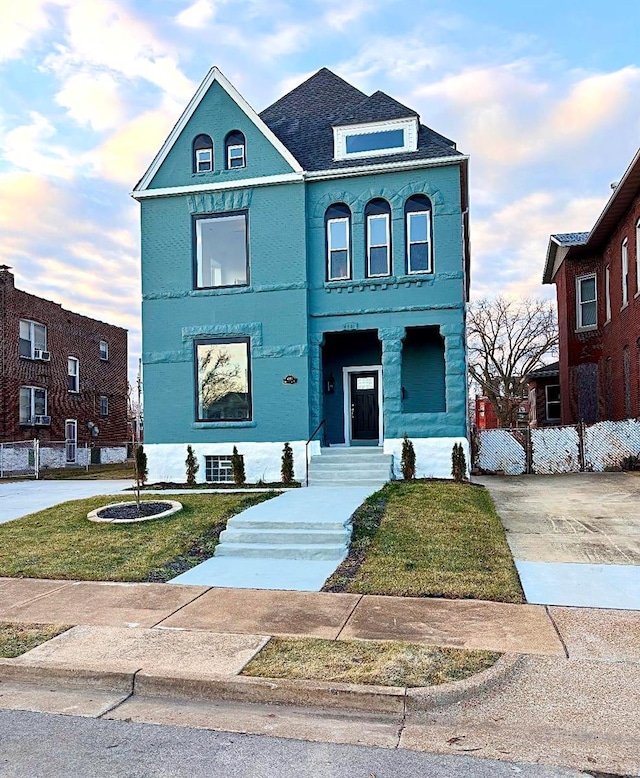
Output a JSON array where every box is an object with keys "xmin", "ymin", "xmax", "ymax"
[{"xmin": 283, "ymin": 375, "xmax": 298, "ymax": 384}]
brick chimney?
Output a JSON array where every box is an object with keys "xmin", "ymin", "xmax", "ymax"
[{"xmin": 0, "ymin": 265, "xmax": 14, "ymax": 288}]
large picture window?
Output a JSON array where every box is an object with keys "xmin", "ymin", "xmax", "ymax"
[
  {"xmin": 196, "ymin": 338, "xmax": 251, "ymax": 421},
  {"xmin": 325, "ymin": 203, "xmax": 351, "ymax": 281},
  {"xmin": 194, "ymin": 212, "xmax": 248, "ymax": 289},
  {"xmin": 405, "ymin": 195, "xmax": 433, "ymax": 274}
]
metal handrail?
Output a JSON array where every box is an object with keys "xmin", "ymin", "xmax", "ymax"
[{"xmin": 305, "ymin": 419, "xmax": 326, "ymax": 487}]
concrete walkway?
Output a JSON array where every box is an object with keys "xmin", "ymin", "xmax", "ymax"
[{"xmin": 477, "ymin": 472, "xmax": 640, "ymax": 610}]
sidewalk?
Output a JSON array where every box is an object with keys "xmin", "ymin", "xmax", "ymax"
[{"xmin": 1, "ymin": 578, "xmax": 639, "ymax": 774}]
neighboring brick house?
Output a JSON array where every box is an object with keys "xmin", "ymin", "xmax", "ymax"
[
  {"xmin": 133, "ymin": 67, "xmax": 470, "ymax": 482},
  {"xmin": 543, "ymin": 148, "xmax": 640, "ymax": 424},
  {"xmin": 0, "ymin": 266, "xmax": 128, "ymax": 465},
  {"xmin": 474, "ymin": 396, "xmax": 499, "ymax": 429},
  {"xmin": 526, "ymin": 362, "xmax": 561, "ymax": 427}
]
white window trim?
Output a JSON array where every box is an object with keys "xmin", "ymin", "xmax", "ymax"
[
  {"xmin": 406, "ymin": 210, "xmax": 433, "ymax": 274},
  {"xmin": 576, "ymin": 273, "xmax": 598, "ymax": 331},
  {"xmin": 100, "ymin": 395, "xmax": 109, "ymax": 417},
  {"xmin": 333, "ymin": 117, "xmax": 418, "ymax": 161},
  {"xmin": 636, "ymin": 218, "xmax": 640, "ymax": 298},
  {"xmin": 367, "ymin": 213, "xmax": 391, "ymax": 277},
  {"xmin": 622, "ymin": 238, "xmax": 629, "ymax": 308},
  {"xmin": 68, "ymin": 357, "xmax": 79, "ymax": 393},
  {"xmin": 327, "ymin": 216, "xmax": 351, "ymax": 281},
  {"xmin": 65, "ymin": 419, "xmax": 77, "ymax": 464},
  {"xmin": 545, "ymin": 385, "xmax": 561, "ymax": 422},
  {"xmin": 99, "ymin": 340, "xmax": 109, "ymax": 360},
  {"xmin": 605, "ymin": 265, "xmax": 611, "ymax": 323},
  {"xmin": 19, "ymin": 319, "xmax": 47, "ymax": 359},
  {"xmin": 195, "ymin": 147, "xmax": 213, "ymax": 173},
  {"xmin": 227, "ymin": 144, "xmax": 245, "ymax": 169},
  {"xmin": 342, "ymin": 364, "xmax": 383, "ymax": 446},
  {"xmin": 20, "ymin": 386, "xmax": 47, "ymax": 424}
]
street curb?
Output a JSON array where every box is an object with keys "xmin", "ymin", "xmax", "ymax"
[{"xmin": 0, "ymin": 653, "xmax": 522, "ymax": 715}]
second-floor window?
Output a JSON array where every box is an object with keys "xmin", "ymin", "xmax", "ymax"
[
  {"xmin": 68, "ymin": 357, "xmax": 79, "ymax": 393},
  {"xmin": 19, "ymin": 386, "xmax": 47, "ymax": 424},
  {"xmin": 325, "ymin": 203, "xmax": 351, "ymax": 281},
  {"xmin": 194, "ymin": 211, "xmax": 248, "ymax": 289},
  {"xmin": 365, "ymin": 199, "xmax": 391, "ymax": 277},
  {"xmin": 576, "ymin": 274, "xmax": 597, "ymax": 329},
  {"xmin": 99, "ymin": 340, "xmax": 109, "ymax": 360},
  {"xmin": 636, "ymin": 219, "xmax": 640, "ymax": 294},
  {"xmin": 100, "ymin": 396, "xmax": 109, "ymax": 417},
  {"xmin": 605, "ymin": 265, "xmax": 611, "ymax": 322},
  {"xmin": 19, "ymin": 320, "xmax": 47, "ymax": 359},
  {"xmin": 405, "ymin": 195, "xmax": 433, "ymax": 274},
  {"xmin": 622, "ymin": 238, "xmax": 629, "ymax": 307}
]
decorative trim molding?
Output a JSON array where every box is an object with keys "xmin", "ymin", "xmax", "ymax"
[
  {"xmin": 306, "ymin": 154, "xmax": 468, "ymax": 182},
  {"xmin": 333, "ymin": 117, "xmax": 418, "ymax": 161},
  {"xmin": 310, "ymin": 302, "xmax": 464, "ymax": 318},
  {"xmin": 133, "ymin": 172, "xmax": 304, "ymax": 200}
]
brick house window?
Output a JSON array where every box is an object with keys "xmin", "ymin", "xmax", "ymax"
[
  {"xmin": 205, "ymin": 455, "xmax": 234, "ymax": 483},
  {"xmin": 605, "ymin": 265, "xmax": 611, "ymax": 322},
  {"xmin": 195, "ymin": 338, "xmax": 251, "ymax": 421},
  {"xmin": 545, "ymin": 385, "xmax": 561, "ymax": 422},
  {"xmin": 622, "ymin": 238, "xmax": 629, "ymax": 307},
  {"xmin": 19, "ymin": 387, "xmax": 47, "ymax": 424},
  {"xmin": 100, "ymin": 396, "xmax": 109, "ymax": 417},
  {"xmin": 194, "ymin": 211, "xmax": 248, "ymax": 289},
  {"xmin": 636, "ymin": 219, "xmax": 640, "ymax": 295},
  {"xmin": 19, "ymin": 320, "xmax": 47, "ymax": 359},
  {"xmin": 99, "ymin": 340, "xmax": 109, "ymax": 360},
  {"xmin": 576, "ymin": 274, "xmax": 597, "ymax": 329},
  {"xmin": 68, "ymin": 357, "xmax": 79, "ymax": 393},
  {"xmin": 623, "ymin": 346, "xmax": 631, "ymax": 418}
]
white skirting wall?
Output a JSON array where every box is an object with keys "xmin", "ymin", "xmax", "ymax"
[{"xmin": 383, "ymin": 437, "xmax": 470, "ymax": 480}]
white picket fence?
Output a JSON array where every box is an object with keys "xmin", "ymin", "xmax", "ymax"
[{"xmin": 475, "ymin": 419, "xmax": 640, "ymax": 475}]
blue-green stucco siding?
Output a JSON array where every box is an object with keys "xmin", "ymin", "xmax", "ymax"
[{"xmin": 148, "ymin": 81, "xmax": 295, "ymax": 190}]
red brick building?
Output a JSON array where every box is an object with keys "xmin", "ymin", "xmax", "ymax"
[
  {"xmin": 543, "ymin": 148, "xmax": 640, "ymax": 424},
  {"xmin": 0, "ymin": 266, "xmax": 128, "ymax": 463},
  {"xmin": 526, "ymin": 362, "xmax": 561, "ymax": 427}
]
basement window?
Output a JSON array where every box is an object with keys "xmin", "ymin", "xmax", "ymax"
[{"xmin": 205, "ymin": 455, "xmax": 234, "ymax": 483}]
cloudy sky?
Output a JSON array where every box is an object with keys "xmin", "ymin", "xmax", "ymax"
[{"xmin": 1, "ymin": 0, "xmax": 639, "ymax": 381}]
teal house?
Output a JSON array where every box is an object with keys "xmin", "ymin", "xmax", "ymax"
[{"xmin": 133, "ymin": 67, "xmax": 470, "ymax": 483}]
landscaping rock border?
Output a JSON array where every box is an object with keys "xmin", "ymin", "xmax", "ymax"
[{"xmin": 87, "ymin": 500, "xmax": 183, "ymax": 524}]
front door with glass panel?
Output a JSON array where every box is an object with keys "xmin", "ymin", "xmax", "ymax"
[
  {"xmin": 65, "ymin": 420, "xmax": 77, "ymax": 464},
  {"xmin": 350, "ymin": 372, "xmax": 379, "ymax": 441}
]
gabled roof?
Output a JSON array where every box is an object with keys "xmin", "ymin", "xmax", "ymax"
[
  {"xmin": 133, "ymin": 67, "xmax": 303, "ymax": 193},
  {"xmin": 526, "ymin": 361, "xmax": 560, "ymax": 380},
  {"xmin": 543, "ymin": 148, "xmax": 640, "ymax": 284},
  {"xmin": 259, "ymin": 67, "xmax": 461, "ymax": 172}
]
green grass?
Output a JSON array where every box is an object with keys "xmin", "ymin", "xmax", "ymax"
[
  {"xmin": 325, "ymin": 480, "xmax": 524, "ymax": 603},
  {"xmin": 0, "ymin": 623, "xmax": 70, "ymax": 658},
  {"xmin": 0, "ymin": 492, "xmax": 275, "ymax": 581},
  {"xmin": 242, "ymin": 637, "xmax": 501, "ymax": 687}
]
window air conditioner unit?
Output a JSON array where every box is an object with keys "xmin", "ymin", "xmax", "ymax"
[
  {"xmin": 34, "ymin": 350, "xmax": 50, "ymax": 361},
  {"xmin": 34, "ymin": 415, "xmax": 51, "ymax": 425}
]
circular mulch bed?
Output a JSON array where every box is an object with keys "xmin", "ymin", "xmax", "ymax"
[{"xmin": 87, "ymin": 500, "xmax": 183, "ymax": 524}]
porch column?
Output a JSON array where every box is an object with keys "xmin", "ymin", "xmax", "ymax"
[
  {"xmin": 379, "ymin": 327, "xmax": 406, "ymax": 432},
  {"xmin": 309, "ymin": 334, "xmax": 324, "ymax": 435},
  {"xmin": 440, "ymin": 321, "xmax": 468, "ymax": 435}
]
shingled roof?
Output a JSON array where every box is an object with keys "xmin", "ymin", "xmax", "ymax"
[{"xmin": 259, "ymin": 67, "xmax": 461, "ymax": 172}]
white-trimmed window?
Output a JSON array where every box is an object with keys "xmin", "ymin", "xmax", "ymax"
[
  {"xmin": 205, "ymin": 455, "xmax": 234, "ymax": 483},
  {"xmin": 193, "ymin": 134, "xmax": 213, "ymax": 173},
  {"xmin": 195, "ymin": 211, "xmax": 248, "ymax": 288},
  {"xmin": 19, "ymin": 386, "xmax": 47, "ymax": 425},
  {"xmin": 405, "ymin": 195, "xmax": 433, "ymax": 274},
  {"xmin": 196, "ymin": 338, "xmax": 252, "ymax": 421},
  {"xmin": 576, "ymin": 274, "xmax": 597, "ymax": 329},
  {"xmin": 99, "ymin": 340, "xmax": 109, "ymax": 360},
  {"xmin": 100, "ymin": 395, "xmax": 109, "ymax": 417},
  {"xmin": 365, "ymin": 199, "xmax": 391, "ymax": 277},
  {"xmin": 605, "ymin": 265, "xmax": 611, "ymax": 322},
  {"xmin": 545, "ymin": 385, "xmax": 561, "ymax": 421},
  {"xmin": 67, "ymin": 357, "xmax": 79, "ymax": 393},
  {"xmin": 325, "ymin": 203, "xmax": 351, "ymax": 281},
  {"xmin": 622, "ymin": 238, "xmax": 629, "ymax": 307},
  {"xmin": 636, "ymin": 219, "xmax": 640, "ymax": 295},
  {"xmin": 225, "ymin": 130, "xmax": 246, "ymax": 169},
  {"xmin": 333, "ymin": 117, "xmax": 418, "ymax": 161},
  {"xmin": 19, "ymin": 319, "xmax": 47, "ymax": 359}
]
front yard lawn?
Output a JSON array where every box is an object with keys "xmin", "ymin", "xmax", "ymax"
[
  {"xmin": 324, "ymin": 480, "xmax": 524, "ymax": 603},
  {"xmin": 242, "ymin": 636, "xmax": 500, "ymax": 687},
  {"xmin": 0, "ymin": 623, "xmax": 70, "ymax": 658},
  {"xmin": 0, "ymin": 493, "xmax": 275, "ymax": 582}
]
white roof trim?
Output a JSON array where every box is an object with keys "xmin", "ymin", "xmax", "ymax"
[
  {"xmin": 132, "ymin": 172, "xmax": 304, "ymax": 200},
  {"xmin": 305, "ymin": 154, "xmax": 467, "ymax": 181},
  {"xmin": 133, "ymin": 66, "xmax": 303, "ymax": 192}
]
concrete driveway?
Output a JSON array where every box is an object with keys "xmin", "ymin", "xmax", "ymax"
[
  {"xmin": 476, "ymin": 472, "xmax": 640, "ymax": 610},
  {"xmin": 0, "ymin": 480, "xmax": 134, "ymax": 524}
]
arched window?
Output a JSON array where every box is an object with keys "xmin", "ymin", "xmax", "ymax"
[
  {"xmin": 225, "ymin": 130, "xmax": 246, "ymax": 169},
  {"xmin": 404, "ymin": 195, "xmax": 433, "ymax": 274},
  {"xmin": 365, "ymin": 199, "xmax": 391, "ymax": 277},
  {"xmin": 325, "ymin": 203, "xmax": 351, "ymax": 281},
  {"xmin": 193, "ymin": 134, "xmax": 213, "ymax": 173}
]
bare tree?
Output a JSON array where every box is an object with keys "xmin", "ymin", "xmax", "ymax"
[{"xmin": 467, "ymin": 297, "xmax": 558, "ymax": 428}]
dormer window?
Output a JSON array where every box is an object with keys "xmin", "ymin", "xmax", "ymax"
[
  {"xmin": 333, "ymin": 118, "xmax": 418, "ymax": 161},
  {"xmin": 193, "ymin": 134, "xmax": 213, "ymax": 173},
  {"xmin": 225, "ymin": 130, "xmax": 246, "ymax": 169}
]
